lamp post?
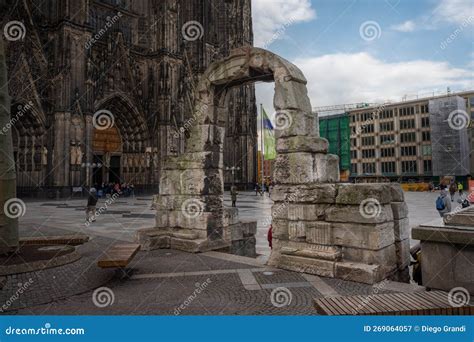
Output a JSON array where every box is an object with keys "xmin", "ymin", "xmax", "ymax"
[{"xmin": 225, "ymin": 166, "xmax": 240, "ymax": 187}]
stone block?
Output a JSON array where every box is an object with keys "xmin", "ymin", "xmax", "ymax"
[
  {"xmin": 280, "ymin": 241, "xmax": 341, "ymax": 261},
  {"xmin": 231, "ymin": 236, "xmax": 256, "ymax": 258},
  {"xmin": 305, "ymin": 221, "xmax": 332, "ymax": 245},
  {"xmin": 278, "ymin": 254, "xmax": 335, "ymax": 278},
  {"xmin": 331, "ymin": 222, "xmax": 395, "ymax": 250},
  {"xmin": 342, "ymin": 244, "xmax": 397, "ymax": 266},
  {"xmin": 186, "ymin": 124, "xmax": 225, "ymax": 153},
  {"xmin": 335, "ymin": 261, "xmax": 386, "ymax": 284},
  {"xmin": 276, "ymin": 136, "xmax": 328, "ymax": 153},
  {"xmin": 326, "ymin": 204, "xmax": 394, "ymax": 224},
  {"xmin": 391, "ymin": 202, "xmax": 409, "ymax": 220},
  {"xmin": 336, "ymin": 183, "xmax": 392, "ymax": 205},
  {"xmin": 223, "ymin": 207, "xmax": 239, "ymax": 226},
  {"xmin": 155, "ymin": 210, "xmax": 169, "ymax": 228},
  {"xmin": 274, "ymin": 110, "xmax": 317, "ymax": 139},
  {"xmin": 154, "ymin": 195, "xmax": 223, "ymax": 211},
  {"xmin": 270, "ymin": 183, "xmax": 337, "ymax": 204},
  {"xmin": 395, "ymin": 239, "xmax": 411, "ymax": 269},
  {"xmin": 273, "ymin": 152, "xmax": 314, "ymax": 184},
  {"xmin": 231, "ymin": 221, "xmax": 257, "ymax": 240},
  {"xmin": 313, "ymin": 153, "xmax": 340, "ymax": 183},
  {"xmin": 388, "ymin": 183, "xmax": 405, "ymax": 202},
  {"xmin": 393, "ymin": 218, "xmax": 410, "ymax": 241},
  {"xmin": 273, "ymin": 80, "xmax": 312, "ymax": 114},
  {"xmin": 168, "ymin": 210, "xmax": 214, "ymax": 230},
  {"xmin": 272, "ymin": 203, "xmax": 330, "ymax": 221},
  {"xmin": 160, "ymin": 169, "xmax": 223, "ymax": 195},
  {"xmin": 288, "ymin": 221, "xmax": 306, "ymax": 241},
  {"xmin": 272, "ymin": 219, "xmax": 289, "ymax": 240},
  {"xmin": 162, "ymin": 152, "xmax": 223, "ymax": 170}
]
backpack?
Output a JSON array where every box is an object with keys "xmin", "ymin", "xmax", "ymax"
[{"xmin": 436, "ymin": 196, "xmax": 445, "ymax": 211}]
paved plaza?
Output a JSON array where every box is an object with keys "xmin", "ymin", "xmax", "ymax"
[{"xmin": 0, "ymin": 190, "xmax": 447, "ymax": 315}]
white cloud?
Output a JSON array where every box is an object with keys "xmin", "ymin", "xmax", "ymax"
[
  {"xmin": 295, "ymin": 53, "xmax": 472, "ymax": 107},
  {"xmin": 391, "ymin": 20, "xmax": 416, "ymax": 32},
  {"xmin": 431, "ymin": 0, "xmax": 474, "ymax": 26},
  {"xmin": 256, "ymin": 52, "xmax": 472, "ymax": 112},
  {"xmin": 251, "ymin": 0, "xmax": 316, "ymax": 47}
]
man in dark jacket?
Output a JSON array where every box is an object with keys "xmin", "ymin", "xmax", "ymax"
[{"xmin": 86, "ymin": 187, "xmax": 98, "ymax": 223}]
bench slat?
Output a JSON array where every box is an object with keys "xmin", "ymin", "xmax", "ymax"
[
  {"xmin": 314, "ymin": 291, "xmax": 473, "ymax": 315},
  {"xmin": 98, "ymin": 243, "xmax": 140, "ymax": 268}
]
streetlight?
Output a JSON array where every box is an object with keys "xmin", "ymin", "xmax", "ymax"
[{"xmin": 225, "ymin": 166, "xmax": 240, "ymax": 187}]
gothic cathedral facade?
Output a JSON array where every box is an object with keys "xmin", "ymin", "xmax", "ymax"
[{"xmin": 1, "ymin": 0, "xmax": 257, "ymax": 196}]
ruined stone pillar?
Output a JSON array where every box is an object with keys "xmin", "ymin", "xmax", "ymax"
[{"xmin": 0, "ymin": 36, "xmax": 19, "ymax": 254}]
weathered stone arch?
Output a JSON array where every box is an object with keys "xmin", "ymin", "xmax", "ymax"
[
  {"xmin": 138, "ymin": 47, "xmax": 409, "ymax": 285},
  {"xmin": 138, "ymin": 47, "xmax": 337, "ymax": 251}
]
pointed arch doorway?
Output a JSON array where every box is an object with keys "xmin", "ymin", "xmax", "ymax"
[{"xmin": 92, "ymin": 125, "xmax": 122, "ymax": 185}]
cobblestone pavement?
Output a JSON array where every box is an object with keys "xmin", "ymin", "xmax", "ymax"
[
  {"xmin": 3, "ymin": 191, "xmax": 437, "ymax": 315},
  {"xmin": 19, "ymin": 191, "xmax": 442, "ymax": 256},
  {"xmin": 5, "ymin": 227, "xmax": 396, "ymax": 315}
]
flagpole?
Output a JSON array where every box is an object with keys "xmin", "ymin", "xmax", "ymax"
[{"xmin": 260, "ymin": 103, "xmax": 264, "ymax": 194}]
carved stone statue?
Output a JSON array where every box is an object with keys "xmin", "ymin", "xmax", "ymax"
[{"xmin": 41, "ymin": 146, "xmax": 48, "ymax": 165}]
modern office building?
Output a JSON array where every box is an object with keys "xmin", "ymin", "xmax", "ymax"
[
  {"xmin": 318, "ymin": 114, "xmax": 351, "ymax": 180},
  {"xmin": 319, "ymin": 90, "xmax": 474, "ymax": 183}
]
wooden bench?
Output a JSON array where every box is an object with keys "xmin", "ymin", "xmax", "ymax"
[
  {"xmin": 97, "ymin": 243, "xmax": 140, "ymax": 268},
  {"xmin": 314, "ymin": 291, "xmax": 474, "ymax": 315}
]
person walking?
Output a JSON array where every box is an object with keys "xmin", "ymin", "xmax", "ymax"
[
  {"xmin": 86, "ymin": 187, "xmax": 98, "ymax": 223},
  {"xmin": 436, "ymin": 186, "xmax": 452, "ymax": 218},
  {"xmin": 449, "ymin": 182, "xmax": 457, "ymax": 202},
  {"xmin": 458, "ymin": 182, "xmax": 464, "ymax": 196},
  {"xmin": 230, "ymin": 185, "xmax": 238, "ymax": 207}
]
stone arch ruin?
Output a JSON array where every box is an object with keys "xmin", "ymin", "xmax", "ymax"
[{"xmin": 138, "ymin": 47, "xmax": 410, "ymax": 284}]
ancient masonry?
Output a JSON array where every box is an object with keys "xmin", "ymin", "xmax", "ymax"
[
  {"xmin": 2, "ymin": 0, "xmax": 257, "ymax": 195},
  {"xmin": 0, "ymin": 36, "xmax": 19, "ymax": 255},
  {"xmin": 137, "ymin": 47, "xmax": 410, "ymax": 284}
]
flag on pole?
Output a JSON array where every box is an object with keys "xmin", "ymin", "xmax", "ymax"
[{"xmin": 262, "ymin": 107, "xmax": 276, "ymax": 160}]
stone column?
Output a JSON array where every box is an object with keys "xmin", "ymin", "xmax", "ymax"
[{"xmin": 0, "ymin": 36, "xmax": 19, "ymax": 254}]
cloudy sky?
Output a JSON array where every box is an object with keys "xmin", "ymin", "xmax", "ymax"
[{"xmin": 251, "ymin": 0, "xmax": 474, "ymax": 118}]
